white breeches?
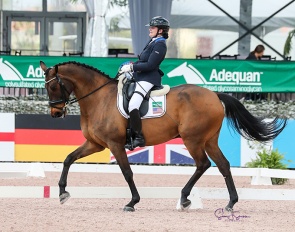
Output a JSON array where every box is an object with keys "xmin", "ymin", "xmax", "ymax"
[{"xmin": 128, "ymin": 81, "xmax": 154, "ymax": 112}]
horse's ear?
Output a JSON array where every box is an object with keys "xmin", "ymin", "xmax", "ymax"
[{"xmin": 40, "ymin": 61, "xmax": 47, "ymax": 72}]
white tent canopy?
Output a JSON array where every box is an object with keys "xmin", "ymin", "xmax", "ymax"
[
  {"xmin": 170, "ymin": 0, "xmax": 295, "ymax": 34},
  {"xmin": 171, "ymin": 0, "xmax": 295, "ymax": 17},
  {"xmin": 109, "ymin": 0, "xmax": 295, "ymax": 32},
  {"xmin": 94, "ymin": 0, "xmax": 295, "ymax": 57},
  {"xmin": 110, "ymin": 0, "xmax": 295, "ymax": 31},
  {"xmin": 84, "ymin": 0, "xmax": 109, "ymax": 57}
]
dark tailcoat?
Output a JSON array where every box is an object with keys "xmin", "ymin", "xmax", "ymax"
[{"xmin": 132, "ymin": 38, "xmax": 167, "ymax": 87}]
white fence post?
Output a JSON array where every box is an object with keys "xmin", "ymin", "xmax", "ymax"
[
  {"xmin": 251, "ymin": 168, "xmax": 272, "ymax": 185},
  {"xmin": 27, "ymin": 162, "xmax": 45, "ymax": 178}
]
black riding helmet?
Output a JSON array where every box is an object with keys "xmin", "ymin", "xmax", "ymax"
[
  {"xmin": 145, "ymin": 16, "xmax": 170, "ymax": 28},
  {"xmin": 146, "ymin": 16, "xmax": 170, "ymax": 39}
]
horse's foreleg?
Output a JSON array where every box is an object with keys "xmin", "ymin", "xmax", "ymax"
[
  {"xmin": 112, "ymin": 147, "xmax": 140, "ymax": 212},
  {"xmin": 180, "ymin": 146, "xmax": 211, "ymax": 210},
  {"xmin": 59, "ymin": 141, "xmax": 104, "ymax": 204},
  {"xmin": 205, "ymin": 136, "xmax": 238, "ymax": 211},
  {"xmin": 120, "ymin": 167, "xmax": 140, "ymax": 212}
]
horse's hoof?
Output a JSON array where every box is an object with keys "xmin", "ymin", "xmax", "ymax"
[
  {"xmin": 60, "ymin": 192, "xmax": 71, "ymax": 204},
  {"xmin": 181, "ymin": 199, "xmax": 192, "ymax": 211},
  {"xmin": 225, "ymin": 206, "xmax": 233, "ymax": 212},
  {"xmin": 123, "ymin": 206, "xmax": 135, "ymax": 212}
]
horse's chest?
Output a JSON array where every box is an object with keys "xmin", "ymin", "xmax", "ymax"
[
  {"xmin": 81, "ymin": 121, "xmax": 105, "ymax": 140},
  {"xmin": 80, "ymin": 128, "xmax": 103, "ymax": 149}
]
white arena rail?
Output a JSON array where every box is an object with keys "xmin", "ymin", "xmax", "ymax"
[
  {"xmin": 1, "ymin": 163, "xmax": 295, "ymax": 209},
  {"xmin": 0, "ymin": 162, "xmax": 294, "ymax": 185},
  {"xmin": 0, "ymin": 186, "xmax": 293, "ymax": 201},
  {"xmin": 0, "ymin": 171, "xmax": 28, "ymax": 178},
  {"xmin": 0, "ymin": 186, "xmax": 294, "ymax": 210}
]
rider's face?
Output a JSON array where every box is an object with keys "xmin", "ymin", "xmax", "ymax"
[{"xmin": 149, "ymin": 26, "xmax": 158, "ymax": 38}]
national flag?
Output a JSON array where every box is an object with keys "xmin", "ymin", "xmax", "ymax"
[
  {"xmin": 152, "ymin": 101, "xmax": 163, "ymax": 114},
  {"xmin": 14, "ymin": 114, "xmax": 110, "ymax": 163},
  {"xmin": 153, "ymin": 107, "xmax": 163, "ymax": 114},
  {"xmin": 111, "ymin": 138, "xmax": 195, "ymax": 165}
]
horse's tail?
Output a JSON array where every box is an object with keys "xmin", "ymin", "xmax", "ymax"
[{"xmin": 217, "ymin": 93, "xmax": 287, "ymax": 142}]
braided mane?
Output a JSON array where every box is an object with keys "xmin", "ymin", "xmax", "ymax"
[{"xmin": 55, "ymin": 61, "xmax": 114, "ymax": 80}]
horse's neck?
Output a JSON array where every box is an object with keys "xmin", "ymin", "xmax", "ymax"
[
  {"xmin": 62, "ymin": 67, "xmax": 116, "ymax": 113},
  {"xmin": 78, "ymin": 83, "xmax": 117, "ymax": 118},
  {"xmin": 61, "ymin": 65, "xmax": 109, "ymax": 97}
]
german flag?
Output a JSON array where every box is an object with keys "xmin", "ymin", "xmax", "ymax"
[{"xmin": 15, "ymin": 114, "xmax": 110, "ymax": 163}]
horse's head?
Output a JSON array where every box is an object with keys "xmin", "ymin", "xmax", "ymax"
[{"xmin": 40, "ymin": 61, "xmax": 74, "ymax": 118}]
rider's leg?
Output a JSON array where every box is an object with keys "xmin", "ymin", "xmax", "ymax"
[{"xmin": 128, "ymin": 81, "xmax": 154, "ymax": 148}]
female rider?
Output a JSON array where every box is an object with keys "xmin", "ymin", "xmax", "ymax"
[{"xmin": 120, "ymin": 16, "xmax": 170, "ymax": 148}]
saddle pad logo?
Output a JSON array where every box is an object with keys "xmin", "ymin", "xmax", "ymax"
[{"xmin": 152, "ymin": 102, "xmax": 163, "ymax": 114}]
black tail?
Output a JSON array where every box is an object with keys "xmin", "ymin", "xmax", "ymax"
[{"xmin": 217, "ymin": 93, "xmax": 287, "ymax": 142}]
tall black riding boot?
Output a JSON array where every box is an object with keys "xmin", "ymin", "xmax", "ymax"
[{"xmin": 129, "ymin": 109, "xmax": 145, "ymax": 148}]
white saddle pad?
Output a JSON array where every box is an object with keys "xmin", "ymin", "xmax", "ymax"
[
  {"xmin": 117, "ymin": 93, "xmax": 166, "ymax": 119},
  {"xmin": 117, "ymin": 74, "xmax": 169, "ymax": 119}
]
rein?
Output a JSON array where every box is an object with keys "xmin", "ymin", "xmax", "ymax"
[
  {"xmin": 45, "ymin": 66, "xmax": 120, "ymax": 111},
  {"xmin": 66, "ymin": 79, "xmax": 114, "ymax": 106}
]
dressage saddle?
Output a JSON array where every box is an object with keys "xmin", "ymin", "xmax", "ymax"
[{"xmin": 122, "ymin": 78, "xmax": 164, "ymax": 117}]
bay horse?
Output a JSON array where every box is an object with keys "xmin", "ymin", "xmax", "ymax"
[{"xmin": 40, "ymin": 61, "xmax": 286, "ymax": 212}]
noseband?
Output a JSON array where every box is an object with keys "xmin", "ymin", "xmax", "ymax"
[{"xmin": 44, "ymin": 65, "xmax": 115, "ymax": 115}]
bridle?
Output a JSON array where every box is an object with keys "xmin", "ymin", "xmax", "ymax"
[
  {"xmin": 44, "ymin": 65, "xmax": 117, "ymax": 115},
  {"xmin": 44, "ymin": 66, "xmax": 71, "ymax": 112}
]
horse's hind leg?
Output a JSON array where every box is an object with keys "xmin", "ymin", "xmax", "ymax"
[
  {"xmin": 59, "ymin": 141, "xmax": 104, "ymax": 204},
  {"xmin": 205, "ymin": 131, "xmax": 238, "ymax": 211},
  {"xmin": 180, "ymin": 140, "xmax": 211, "ymax": 210}
]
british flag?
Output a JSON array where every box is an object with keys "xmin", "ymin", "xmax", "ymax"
[{"xmin": 110, "ymin": 138, "xmax": 195, "ymax": 164}]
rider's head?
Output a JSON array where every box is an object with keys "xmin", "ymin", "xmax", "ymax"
[{"xmin": 146, "ymin": 16, "xmax": 170, "ymax": 39}]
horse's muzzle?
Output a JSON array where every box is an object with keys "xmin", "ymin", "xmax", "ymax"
[{"xmin": 50, "ymin": 104, "xmax": 66, "ymax": 118}]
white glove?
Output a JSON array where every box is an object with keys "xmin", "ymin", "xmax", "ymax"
[{"xmin": 120, "ymin": 64, "xmax": 133, "ymax": 73}]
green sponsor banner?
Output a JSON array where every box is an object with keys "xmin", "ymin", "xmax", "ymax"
[
  {"xmin": 1, "ymin": 56, "xmax": 295, "ymax": 92},
  {"xmin": 0, "ymin": 56, "xmax": 126, "ymax": 89}
]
